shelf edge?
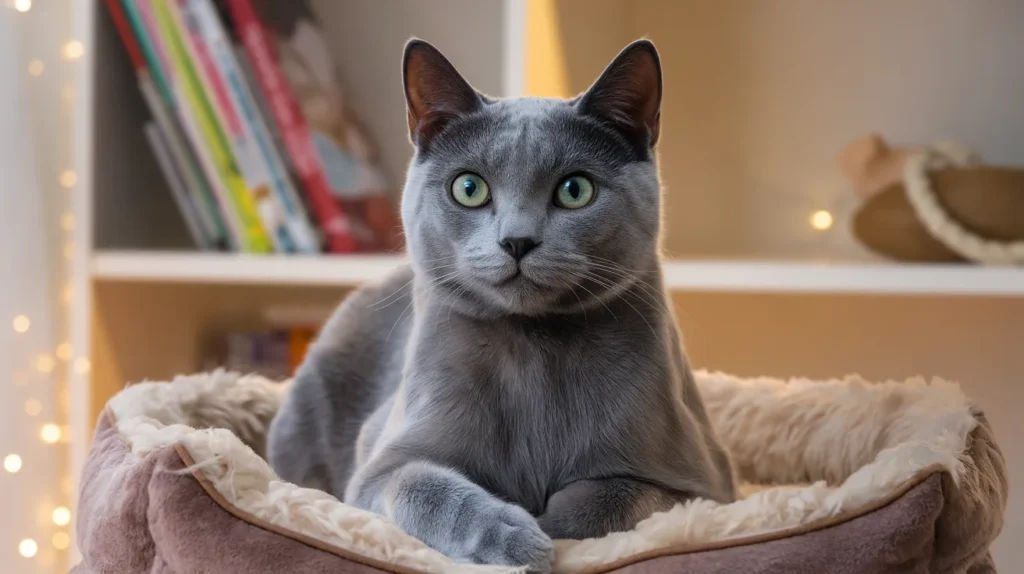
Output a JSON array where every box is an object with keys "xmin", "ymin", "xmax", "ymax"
[{"xmin": 91, "ymin": 252, "xmax": 1024, "ymax": 296}]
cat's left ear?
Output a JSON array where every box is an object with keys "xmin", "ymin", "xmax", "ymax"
[
  {"xmin": 577, "ymin": 40, "xmax": 662, "ymax": 150},
  {"xmin": 403, "ymin": 39, "xmax": 483, "ymax": 149}
]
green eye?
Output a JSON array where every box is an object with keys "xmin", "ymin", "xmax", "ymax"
[
  {"xmin": 451, "ymin": 172, "xmax": 490, "ymax": 207},
  {"xmin": 554, "ymin": 175, "xmax": 595, "ymax": 209}
]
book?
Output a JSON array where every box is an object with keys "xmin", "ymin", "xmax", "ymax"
[
  {"xmin": 106, "ymin": 0, "xmax": 230, "ymax": 250},
  {"xmin": 204, "ymin": 327, "xmax": 316, "ymax": 378},
  {"xmin": 205, "ymin": 330, "xmax": 290, "ymax": 379},
  {"xmin": 128, "ymin": 0, "xmax": 248, "ymax": 249},
  {"xmin": 150, "ymin": 0, "xmax": 274, "ymax": 252},
  {"xmin": 131, "ymin": 0, "xmax": 245, "ymax": 249},
  {"xmin": 202, "ymin": 304, "xmax": 327, "ymax": 377},
  {"xmin": 224, "ymin": 0, "xmax": 403, "ymax": 253},
  {"xmin": 181, "ymin": 0, "xmax": 321, "ymax": 253},
  {"xmin": 142, "ymin": 121, "xmax": 209, "ymax": 247},
  {"xmin": 233, "ymin": 43, "xmax": 297, "ymax": 205},
  {"xmin": 234, "ymin": 39, "xmax": 330, "ymax": 253},
  {"xmin": 261, "ymin": 302, "xmax": 328, "ymax": 373},
  {"xmin": 157, "ymin": 0, "xmax": 287, "ymax": 252}
]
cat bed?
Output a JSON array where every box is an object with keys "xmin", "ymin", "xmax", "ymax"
[{"xmin": 74, "ymin": 370, "xmax": 1007, "ymax": 574}]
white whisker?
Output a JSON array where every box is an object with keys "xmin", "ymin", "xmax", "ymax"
[
  {"xmin": 369, "ymin": 262, "xmax": 456, "ymax": 309},
  {"xmin": 581, "ymin": 270, "xmax": 656, "ymax": 337}
]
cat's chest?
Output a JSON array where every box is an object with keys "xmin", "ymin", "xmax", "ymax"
[
  {"xmin": 410, "ymin": 322, "xmax": 631, "ymax": 510},
  {"xmin": 445, "ymin": 332, "xmax": 581, "ymax": 440}
]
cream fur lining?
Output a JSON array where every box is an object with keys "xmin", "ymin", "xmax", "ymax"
[{"xmin": 107, "ymin": 370, "xmax": 977, "ymax": 574}]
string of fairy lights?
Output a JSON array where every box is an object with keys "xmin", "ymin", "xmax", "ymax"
[{"xmin": 3, "ymin": 0, "xmax": 82, "ymax": 569}]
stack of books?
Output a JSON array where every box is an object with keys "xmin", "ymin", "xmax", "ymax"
[
  {"xmin": 202, "ymin": 304, "xmax": 330, "ymax": 378},
  {"xmin": 204, "ymin": 327, "xmax": 314, "ymax": 379},
  {"xmin": 106, "ymin": 0, "xmax": 404, "ymax": 253}
]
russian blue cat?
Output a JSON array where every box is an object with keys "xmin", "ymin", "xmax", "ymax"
[{"xmin": 268, "ymin": 38, "xmax": 735, "ymax": 573}]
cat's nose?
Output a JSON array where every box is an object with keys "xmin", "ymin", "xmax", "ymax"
[{"xmin": 500, "ymin": 237, "xmax": 540, "ymax": 262}]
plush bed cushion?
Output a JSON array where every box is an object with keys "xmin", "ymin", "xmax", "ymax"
[{"xmin": 72, "ymin": 371, "xmax": 1008, "ymax": 574}]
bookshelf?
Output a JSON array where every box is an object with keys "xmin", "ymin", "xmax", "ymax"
[{"xmin": 68, "ymin": 0, "xmax": 1024, "ymax": 566}]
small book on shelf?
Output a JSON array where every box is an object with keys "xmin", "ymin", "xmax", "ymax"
[
  {"xmin": 142, "ymin": 121, "xmax": 210, "ymax": 247},
  {"xmin": 204, "ymin": 304, "xmax": 329, "ymax": 378}
]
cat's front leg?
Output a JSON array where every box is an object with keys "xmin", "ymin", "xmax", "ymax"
[
  {"xmin": 347, "ymin": 458, "xmax": 554, "ymax": 573},
  {"xmin": 538, "ymin": 478, "xmax": 680, "ymax": 540}
]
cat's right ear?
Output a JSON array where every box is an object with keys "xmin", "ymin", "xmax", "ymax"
[
  {"xmin": 577, "ymin": 40, "xmax": 662, "ymax": 151},
  {"xmin": 403, "ymin": 39, "xmax": 482, "ymax": 149}
]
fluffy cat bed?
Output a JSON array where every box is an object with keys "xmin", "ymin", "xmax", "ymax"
[{"xmin": 74, "ymin": 370, "xmax": 1007, "ymax": 574}]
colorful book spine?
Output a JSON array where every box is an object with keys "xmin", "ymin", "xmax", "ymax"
[
  {"xmin": 129, "ymin": 0, "xmax": 243, "ymax": 249},
  {"xmin": 204, "ymin": 329, "xmax": 310, "ymax": 379},
  {"xmin": 286, "ymin": 326, "xmax": 315, "ymax": 374},
  {"xmin": 185, "ymin": 0, "xmax": 321, "ymax": 253},
  {"xmin": 151, "ymin": 0, "xmax": 273, "ymax": 252},
  {"xmin": 142, "ymin": 121, "xmax": 209, "ymax": 246},
  {"xmin": 225, "ymin": 0, "xmax": 359, "ymax": 253},
  {"xmin": 106, "ymin": 0, "xmax": 230, "ymax": 249},
  {"xmin": 166, "ymin": 0, "xmax": 290, "ymax": 252},
  {"xmin": 233, "ymin": 44, "xmax": 292, "ymax": 189}
]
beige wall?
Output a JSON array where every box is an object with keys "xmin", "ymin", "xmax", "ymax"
[{"xmin": 538, "ymin": 1, "xmax": 1024, "ymax": 258}]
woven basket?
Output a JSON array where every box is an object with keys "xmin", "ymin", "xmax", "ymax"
[{"xmin": 852, "ymin": 166, "xmax": 1024, "ymax": 262}]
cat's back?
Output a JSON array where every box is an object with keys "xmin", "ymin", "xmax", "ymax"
[
  {"xmin": 267, "ymin": 265, "xmax": 415, "ymax": 492},
  {"xmin": 311, "ymin": 263, "xmax": 416, "ymax": 371}
]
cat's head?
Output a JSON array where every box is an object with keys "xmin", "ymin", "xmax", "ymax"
[{"xmin": 400, "ymin": 39, "xmax": 663, "ymax": 317}]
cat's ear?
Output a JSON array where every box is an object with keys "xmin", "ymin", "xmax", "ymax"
[
  {"xmin": 403, "ymin": 39, "xmax": 482, "ymax": 149},
  {"xmin": 577, "ymin": 40, "xmax": 662, "ymax": 150}
]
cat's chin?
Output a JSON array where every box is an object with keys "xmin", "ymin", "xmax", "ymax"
[
  {"xmin": 484, "ymin": 276, "xmax": 559, "ymax": 316},
  {"xmin": 437, "ymin": 275, "xmax": 564, "ymax": 318}
]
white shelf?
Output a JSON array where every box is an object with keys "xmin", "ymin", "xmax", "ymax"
[
  {"xmin": 660, "ymin": 261, "xmax": 1024, "ymax": 296},
  {"xmin": 90, "ymin": 251, "xmax": 1024, "ymax": 296},
  {"xmin": 91, "ymin": 251, "xmax": 407, "ymax": 286}
]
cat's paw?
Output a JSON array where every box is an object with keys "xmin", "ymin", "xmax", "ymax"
[{"xmin": 469, "ymin": 503, "xmax": 554, "ymax": 574}]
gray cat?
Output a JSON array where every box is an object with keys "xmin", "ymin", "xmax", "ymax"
[{"xmin": 267, "ymin": 38, "xmax": 735, "ymax": 573}]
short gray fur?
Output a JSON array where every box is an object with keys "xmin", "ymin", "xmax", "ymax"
[{"xmin": 267, "ymin": 39, "xmax": 735, "ymax": 573}]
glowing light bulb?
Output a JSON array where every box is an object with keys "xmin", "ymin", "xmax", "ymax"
[
  {"xmin": 12, "ymin": 315, "xmax": 30, "ymax": 333},
  {"xmin": 59, "ymin": 170, "xmax": 77, "ymax": 188},
  {"xmin": 63, "ymin": 241, "xmax": 75, "ymax": 260},
  {"xmin": 60, "ymin": 213, "xmax": 75, "ymax": 231},
  {"xmin": 35, "ymin": 354, "xmax": 55, "ymax": 373},
  {"xmin": 62, "ymin": 285, "xmax": 73, "ymax": 305},
  {"xmin": 810, "ymin": 210, "xmax": 834, "ymax": 231},
  {"xmin": 18, "ymin": 539, "xmax": 37, "ymax": 558},
  {"xmin": 14, "ymin": 0, "xmax": 31, "ymax": 13},
  {"xmin": 74, "ymin": 357, "xmax": 91, "ymax": 375},
  {"xmin": 41, "ymin": 423, "xmax": 62, "ymax": 444},
  {"xmin": 25, "ymin": 399, "xmax": 41, "ymax": 416},
  {"xmin": 56, "ymin": 342, "xmax": 72, "ymax": 361},
  {"xmin": 61, "ymin": 40, "xmax": 84, "ymax": 61},
  {"xmin": 52, "ymin": 532, "xmax": 70, "ymax": 550},
  {"xmin": 28, "ymin": 59, "xmax": 43, "ymax": 76},
  {"xmin": 3, "ymin": 454, "xmax": 22, "ymax": 473},
  {"xmin": 52, "ymin": 507, "xmax": 71, "ymax": 526}
]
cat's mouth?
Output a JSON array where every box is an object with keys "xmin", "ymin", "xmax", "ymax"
[
  {"xmin": 490, "ymin": 267, "xmax": 554, "ymax": 296},
  {"xmin": 495, "ymin": 268, "xmax": 522, "ymax": 286}
]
